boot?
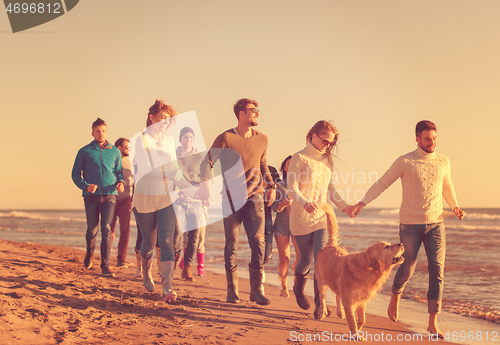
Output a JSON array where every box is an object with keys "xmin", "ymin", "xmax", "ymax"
[
  {"xmin": 293, "ymin": 270, "xmax": 310, "ymax": 310},
  {"xmin": 142, "ymin": 255, "xmax": 155, "ymax": 292},
  {"xmin": 156, "ymin": 247, "xmax": 162, "ymax": 277},
  {"xmin": 249, "ymin": 266, "xmax": 271, "ymax": 306},
  {"xmin": 160, "ymin": 261, "xmax": 177, "ymax": 303},
  {"xmin": 197, "ymin": 252, "xmax": 205, "ymax": 276},
  {"xmin": 279, "ymin": 273, "xmax": 289, "ymax": 297},
  {"xmin": 181, "ymin": 265, "xmax": 196, "ymax": 282},
  {"xmin": 135, "ymin": 252, "xmax": 142, "ymax": 278},
  {"xmin": 179, "ymin": 245, "xmax": 186, "ymax": 270},
  {"xmin": 225, "ymin": 267, "xmax": 240, "ymax": 303}
]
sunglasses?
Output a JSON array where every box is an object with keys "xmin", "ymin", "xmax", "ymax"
[
  {"xmin": 245, "ymin": 107, "xmax": 259, "ymax": 113},
  {"xmin": 316, "ymin": 134, "xmax": 334, "ymax": 147}
]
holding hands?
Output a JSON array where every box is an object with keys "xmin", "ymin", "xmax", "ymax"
[{"xmin": 343, "ymin": 202, "xmax": 365, "ymax": 218}]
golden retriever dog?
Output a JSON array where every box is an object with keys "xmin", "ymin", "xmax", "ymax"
[{"xmin": 314, "ymin": 204, "xmax": 404, "ymax": 339}]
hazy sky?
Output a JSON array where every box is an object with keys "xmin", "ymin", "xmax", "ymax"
[{"xmin": 1, "ymin": 0, "xmax": 499, "ymax": 209}]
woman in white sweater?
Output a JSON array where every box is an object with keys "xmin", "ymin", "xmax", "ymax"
[
  {"xmin": 130, "ymin": 100, "xmax": 191, "ymax": 303},
  {"xmin": 287, "ymin": 120, "xmax": 349, "ymax": 311}
]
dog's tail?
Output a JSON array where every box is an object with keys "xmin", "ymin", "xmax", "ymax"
[{"xmin": 323, "ymin": 203, "xmax": 339, "ymax": 247}]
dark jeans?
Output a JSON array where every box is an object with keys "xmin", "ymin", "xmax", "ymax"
[
  {"xmin": 134, "ymin": 218, "xmax": 180, "ymax": 254},
  {"xmin": 84, "ymin": 195, "xmax": 116, "ymax": 269},
  {"xmin": 294, "ymin": 228, "xmax": 328, "ymax": 275},
  {"xmin": 223, "ymin": 194, "xmax": 265, "ymax": 271},
  {"xmin": 110, "ymin": 196, "xmax": 131, "ymax": 262},
  {"xmin": 263, "ymin": 216, "xmax": 274, "ymax": 265},
  {"xmin": 133, "ymin": 205, "xmax": 178, "ymax": 262}
]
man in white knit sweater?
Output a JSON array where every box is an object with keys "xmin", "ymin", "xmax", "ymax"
[{"xmin": 349, "ymin": 120, "xmax": 463, "ymax": 338}]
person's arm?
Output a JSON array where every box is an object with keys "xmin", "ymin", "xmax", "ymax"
[
  {"xmin": 260, "ymin": 149, "xmax": 276, "ymax": 206},
  {"xmin": 328, "ymin": 182, "xmax": 348, "ymax": 212},
  {"xmin": 196, "ymin": 134, "xmax": 226, "ymax": 203},
  {"xmin": 271, "ymin": 181, "xmax": 291, "ymax": 213},
  {"xmin": 361, "ymin": 156, "xmax": 404, "ymax": 205},
  {"xmin": 347, "ymin": 156, "xmax": 405, "ymax": 217},
  {"xmin": 442, "ymin": 158, "xmax": 463, "ymax": 220},
  {"xmin": 71, "ymin": 149, "xmax": 89, "ymax": 191},
  {"xmin": 114, "ymin": 151, "xmax": 125, "ymax": 193}
]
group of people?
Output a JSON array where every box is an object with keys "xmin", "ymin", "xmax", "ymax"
[{"xmin": 72, "ymin": 98, "xmax": 463, "ymax": 337}]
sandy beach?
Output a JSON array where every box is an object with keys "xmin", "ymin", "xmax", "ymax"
[{"xmin": 0, "ymin": 239, "xmax": 456, "ymax": 344}]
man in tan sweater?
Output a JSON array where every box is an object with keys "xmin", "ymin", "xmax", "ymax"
[
  {"xmin": 197, "ymin": 98, "xmax": 276, "ymax": 306},
  {"xmin": 349, "ymin": 120, "xmax": 464, "ymax": 338}
]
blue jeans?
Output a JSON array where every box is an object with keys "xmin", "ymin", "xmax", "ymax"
[
  {"xmin": 392, "ymin": 222, "xmax": 446, "ymax": 314},
  {"xmin": 294, "ymin": 228, "xmax": 328, "ymax": 275},
  {"xmin": 84, "ymin": 195, "xmax": 116, "ymax": 269},
  {"xmin": 133, "ymin": 205, "xmax": 177, "ymax": 262},
  {"xmin": 223, "ymin": 194, "xmax": 265, "ymax": 271},
  {"xmin": 175, "ymin": 200, "xmax": 206, "ymax": 266}
]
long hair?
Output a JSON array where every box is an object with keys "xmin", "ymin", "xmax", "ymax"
[
  {"xmin": 306, "ymin": 120, "xmax": 339, "ymax": 165},
  {"xmin": 146, "ymin": 99, "xmax": 178, "ymax": 128},
  {"xmin": 280, "ymin": 155, "xmax": 292, "ymax": 182}
]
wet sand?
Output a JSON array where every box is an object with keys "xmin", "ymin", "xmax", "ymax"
[{"xmin": 0, "ymin": 239, "xmax": 455, "ymax": 344}]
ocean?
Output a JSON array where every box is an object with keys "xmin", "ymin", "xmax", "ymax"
[{"xmin": 1, "ymin": 208, "xmax": 499, "ymax": 343}]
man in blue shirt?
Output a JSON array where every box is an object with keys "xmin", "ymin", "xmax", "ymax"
[{"xmin": 72, "ymin": 118, "xmax": 124, "ymax": 277}]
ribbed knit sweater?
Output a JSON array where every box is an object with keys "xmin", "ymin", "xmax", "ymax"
[
  {"xmin": 287, "ymin": 142, "xmax": 348, "ymax": 236},
  {"xmin": 361, "ymin": 146, "xmax": 459, "ymax": 224}
]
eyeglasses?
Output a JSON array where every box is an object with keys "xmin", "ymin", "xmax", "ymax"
[
  {"xmin": 317, "ymin": 134, "xmax": 334, "ymax": 147},
  {"xmin": 245, "ymin": 108, "xmax": 259, "ymax": 113}
]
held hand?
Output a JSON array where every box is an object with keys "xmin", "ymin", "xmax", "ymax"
[
  {"xmin": 353, "ymin": 202, "xmax": 365, "ymax": 217},
  {"xmin": 277, "ymin": 198, "xmax": 292, "ymax": 213},
  {"xmin": 116, "ymin": 182, "xmax": 125, "ymax": 193},
  {"xmin": 453, "ymin": 207, "xmax": 464, "ymax": 221},
  {"xmin": 194, "ymin": 182, "xmax": 211, "ymax": 205},
  {"xmin": 304, "ymin": 202, "xmax": 318, "ymax": 214},
  {"xmin": 343, "ymin": 205, "xmax": 356, "ymax": 218},
  {"xmin": 86, "ymin": 184, "xmax": 98, "ymax": 193},
  {"xmin": 265, "ymin": 188, "xmax": 276, "ymax": 207}
]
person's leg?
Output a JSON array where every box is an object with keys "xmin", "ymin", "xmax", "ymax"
[
  {"xmin": 134, "ymin": 215, "xmax": 143, "ymax": 277},
  {"xmin": 223, "ymin": 202, "xmax": 245, "ymax": 303},
  {"xmin": 312, "ymin": 229, "xmax": 328, "ymax": 311},
  {"xmin": 291, "ymin": 235, "xmax": 300, "ymax": 272},
  {"xmin": 156, "ymin": 205, "xmax": 178, "ymax": 302},
  {"xmin": 294, "ymin": 233, "xmax": 314, "ymax": 275},
  {"xmin": 263, "ymin": 216, "xmax": 274, "ymax": 264},
  {"xmin": 242, "ymin": 195, "xmax": 269, "ymax": 305},
  {"xmin": 110, "ymin": 203, "xmax": 118, "ymax": 243},
  {"xmin": 83, "ymin": 196, "xmax": 100, "ymax": 269},
  {"xmin": 182, "ymin": 227, "xmax": 199, "ymax": 281},
  {"xmin": 174, "ymin": 201, "xmax": 188, "ymax": 270},
  {"xmin": 134, "ymin": 208, "xmax": 157, "ymax": 292},
  {"xmin": 196, "ymin": 226, "xmax": 206, "ymax": 276},
  {"xmin": 242, "ymin": 195, "xmax": 266, "ymax": 269},
  {"xmin": 275, "ymin": 234, "xmax": 291, "ymax": 297},
  {"xmin": 423, "ymin": 222, "xmax": 446, "ymax": 337},
  {"xmin": 184, "ymin": 203, "xmax": 199, "ymax": 268},
  {"xmin": 293, "ymin": 232, "xmax": 314, "ymax": 310},
  {"xmin": 116, "ymin": 196, "xmax": 132, "ymax": 265},
  {"xmin": 156, "ymin": 205, "xmax": 177, "ymax": 262},
  {"xmin": 99, "ymin": 195, "xmax": 116, "ymax": 274},
  {"xmin": 389, "ymin": 223, "xmax": 424, "ymax": 321}
]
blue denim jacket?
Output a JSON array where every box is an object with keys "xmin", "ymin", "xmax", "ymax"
[{"xmin": 72, "ymin": 141, "xmax": 124, "ymax": 196}]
